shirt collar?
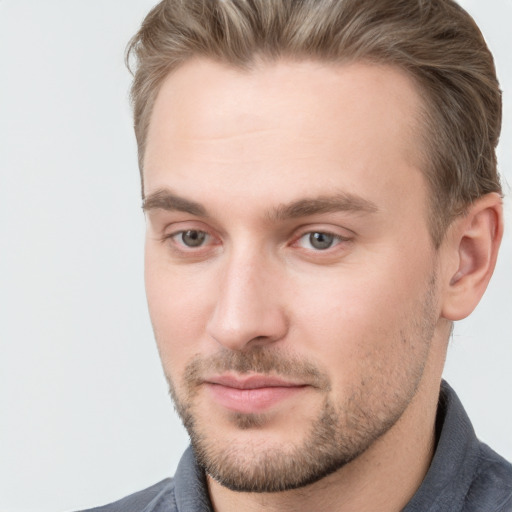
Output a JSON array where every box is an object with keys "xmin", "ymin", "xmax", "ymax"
[{"xmin": 403, "ymin": 380, "xmax": 481, "ymax": 511}]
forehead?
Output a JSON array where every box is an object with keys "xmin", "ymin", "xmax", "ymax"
[
  {"xmin": 147, "ymin": 59, "xmax": 422, "ymax": 151},
  {"xmin": 144, "ymin": 58, "xmax": 426, "ymax": 216}
]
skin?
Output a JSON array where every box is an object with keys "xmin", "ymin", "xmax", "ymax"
[{"xmin": 142, "ymin": 58, "xmax": 503, "ymax": 512}]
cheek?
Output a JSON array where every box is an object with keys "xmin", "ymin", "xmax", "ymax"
[
  {"xmin": 288, "ymin": 253, "xmax": 434, "ymax": 379},
  {"xmin": 290, "ymin": 278, "xmax": 393, "ymax": 370},
  {"xmin": 144, "ymin": 250, "xmax": 214, "ymax": 371}
]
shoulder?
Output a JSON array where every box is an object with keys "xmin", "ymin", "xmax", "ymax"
[
  {"xmin": 464, "ymin": 442, "xmax": 512, "ymax": 512},
  {"xmin": 77, "ymin": 478, "xmax": 176, "ymax": 512},
  {"xmin": 75, "ymin": 446, "xmax": 211, "ymax": 512}
]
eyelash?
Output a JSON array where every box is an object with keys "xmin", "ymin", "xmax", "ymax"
[
  {"xmin": 293, "ymin": 231, "xmax": 350, "ymax": 251},
  {"xmin": 163, "ymin": 228, "xmax": 351, "ymax": 256},
  {"xmin": 164, "ymin": 229, "xmax": 216, "ymax": 252}
]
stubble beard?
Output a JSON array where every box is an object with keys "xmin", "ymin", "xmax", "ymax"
[{"xmin": 164, "ymin": 274, "xmax": 438, "ymax": 493}]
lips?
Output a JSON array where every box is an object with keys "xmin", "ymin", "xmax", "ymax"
[{"xmin": 204, "ymin": 374, "xmax": 308, "ymax": 414}]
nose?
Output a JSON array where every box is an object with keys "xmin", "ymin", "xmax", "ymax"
[{"xmin": 206, "ymin": 250, "xmax": 288, "ymax": 351}]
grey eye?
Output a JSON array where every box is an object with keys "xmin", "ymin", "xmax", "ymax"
[
  {"xmin": 181, "ymin": 230, "xmax": 207, "ymax": 247},
  {"xmin": 308, "ymin": 232, "xmax": 335, "ymax": 250}
]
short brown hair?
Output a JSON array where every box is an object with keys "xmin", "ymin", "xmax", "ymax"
[{"xmin": 126, "ymin": 0, "xmax": 502, "ymax": 246}]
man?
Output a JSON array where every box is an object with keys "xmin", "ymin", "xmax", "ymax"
[{"xmin": 85, "ymin": 0, "xmax": 511, "ymax": 510}]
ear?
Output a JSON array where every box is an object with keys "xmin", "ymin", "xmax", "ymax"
[{"xmin": 440, "ymin": 192, "xmax": 504, "ymax": 321}]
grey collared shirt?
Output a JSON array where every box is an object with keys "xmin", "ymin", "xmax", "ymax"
[{"xmin": 80, "ymin": 382, "xmax": 512, "ymax": 512}]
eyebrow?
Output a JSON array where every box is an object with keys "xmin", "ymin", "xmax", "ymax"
[
  {"xmin": 142, "ymin": 188, "xmax": 378, "ymax": 220},
  {"xmin": 268, "ymin": 193, "xmax": 379, "ymax": 221},
  {"xmin": 142, "ymin": 189, "xmax": 207, "ymax": 216}
]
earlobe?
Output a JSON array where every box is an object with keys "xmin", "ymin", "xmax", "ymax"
[{"xmin": 441, "ymin": 193, "xmax": 503, "ymax": 321}]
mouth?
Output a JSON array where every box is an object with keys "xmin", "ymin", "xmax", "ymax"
[{"xmin": 203, "ymin": 374, "xmax": 309, "ymax": 414}]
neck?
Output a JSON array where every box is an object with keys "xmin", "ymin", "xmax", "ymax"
[{"xmin": 207, "ymin": 373, "xmax": 442, "ymax": 512}]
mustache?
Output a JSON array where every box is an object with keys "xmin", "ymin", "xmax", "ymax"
[{"xmin": 182, "ymin": 347, "xmax": 331, "ymax": 391}]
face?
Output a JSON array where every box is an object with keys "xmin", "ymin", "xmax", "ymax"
[{"xmin": 143, "ymin": 59, "xmax": 444, "ymax": 492}]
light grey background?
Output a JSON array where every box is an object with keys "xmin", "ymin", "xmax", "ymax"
[{"xmin": 0, "ymin": 1, "xmax": 510, "ymax": 511}]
